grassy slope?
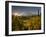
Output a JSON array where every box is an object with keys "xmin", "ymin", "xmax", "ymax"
[{"xmin": 12, "ymin": 15, "xmax": 41, "ymax": 31}]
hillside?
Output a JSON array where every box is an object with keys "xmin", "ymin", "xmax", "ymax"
[{"xmin": 12, "ymin": 15, "xmax": 41, "ymax": 31}]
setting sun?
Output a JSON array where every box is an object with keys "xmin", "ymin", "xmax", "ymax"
[
  {"xmin": 15, "ymin": 13, "xmax": 19, "ymax": 16},
  {"xmin": 13, "ymin": 12, "xmax": 22, "ymax": 16}
]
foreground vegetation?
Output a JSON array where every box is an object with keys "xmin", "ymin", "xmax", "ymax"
[{"xmin": 12, "ymin": 15, "xmax": 41, "ymax": 31}]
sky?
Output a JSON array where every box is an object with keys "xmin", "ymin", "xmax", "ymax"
[{"xmin": 12, "ymin": 6, "xmax": 41, "ymax": 16}]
